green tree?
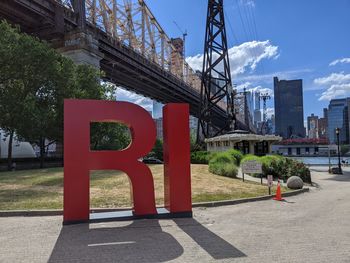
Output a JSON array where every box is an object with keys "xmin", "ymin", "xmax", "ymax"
[
  {"xmin": 190, "ymin": 132, "xmax": 204, "ymax": 152},
  {"xmin": 147, "ymin": 139, "xmax": 163, "ymax": 160},
  {"xmin": 0, "ymin": 21, "xmax": 63, "ymax": 169},
  {"xmin": 0, "ymin": 21, "xmax": 120, "ymax": 168},
  {"xmin": 90, "ymin": 123, "xmax": 131, "ymax": 151}
]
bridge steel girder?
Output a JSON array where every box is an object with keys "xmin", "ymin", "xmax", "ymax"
[
  {"xmin": 71, "ymin": 0, "xmax": 86, "ymax": 29},
  {"xmin": 98, "ymin": 32, "xmax": 228, "ymax": 127},
  {"xmin": 0, "ymin": 0, "xmax": 237, "ymax": 130},
  {"xmin": 197, "ymin": 0, "xmax": 236, "ymax": 141}
]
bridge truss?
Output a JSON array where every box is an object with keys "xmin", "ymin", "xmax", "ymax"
[
  {"xmin": 59, "ymin": 0, "xmax": 203, "ymax": 93},
  {"xmin": 0, "ymin": 0, "xmax": 252, "ymax": 138}
]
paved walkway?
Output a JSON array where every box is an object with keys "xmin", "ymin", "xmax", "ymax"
[{"xmin": 1, "ymin": 167, "xmax": 350, "ymax": 262}]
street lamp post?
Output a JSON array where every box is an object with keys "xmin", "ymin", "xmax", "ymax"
[{"xmin": 336, "ymin": 127, "xmax": 342, "ymax": 174}]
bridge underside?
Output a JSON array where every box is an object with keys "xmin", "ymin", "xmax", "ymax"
[{"xmin": 0, "ymin": 0, "xmax": 248, "ymax": 132}]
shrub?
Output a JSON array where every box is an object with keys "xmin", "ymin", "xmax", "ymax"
[
  {"xmin": 210, "ymin": 152, "xmax": 235, "ymax": 164},
  {"xmin": 285, "ymin": 159, "xmax": 312, "ymax": 183},
  {"xmin": 191, "ymin": 151, "xmax": 211, "ymax": 164},
  {"xmin": 208, "ymin": 152, "xmax": 238, "ymax": 178},
  {"xmin": 260, "ymin": 155, "xmax": 285, "ymax": 178},
  {"xmin": 209, "ymin": 162, "xmax": 238, "ymax": 178},
  {"xmin": 240, "ymin": 154, "xmax": 311, "ymax": 183},
  {"xmin": 226, "ymin": 149, "xmax": 243, "ymax": 166},
  {"xmin": 241, "ymin": 154, "xmax": 261, "ymax": 165}
]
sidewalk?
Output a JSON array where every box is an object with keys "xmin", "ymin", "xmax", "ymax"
[{"xmin": 1, "ymin": 169, "xmax": 349, "ymax": 262}]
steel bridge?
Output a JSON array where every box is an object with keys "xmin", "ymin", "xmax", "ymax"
[{"xmin": 0, "ymin": 0, "xmax": 250, "ymax": 132}]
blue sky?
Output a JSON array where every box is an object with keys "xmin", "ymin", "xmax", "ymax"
[{"xmin": 118, "ymin": 0, "xmax": 350, "ymax": 119}]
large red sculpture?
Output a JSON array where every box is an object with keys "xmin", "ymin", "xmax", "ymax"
[{"xmin": 64, "ymin": 99, "xmax": 191, "ymax": 224}]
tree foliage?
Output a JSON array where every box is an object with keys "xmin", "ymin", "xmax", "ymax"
[
  {"xmin": 90, "ymin": 123, "xmax": 131, "ymax": 151},
  {"xmin": 0, "ymin": 21, "xmax": 122, "ymax": 168}
]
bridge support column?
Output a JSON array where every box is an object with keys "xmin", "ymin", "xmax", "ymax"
[{"xmin": 58, "ymin": 31, "xmax": 103, "ymax": 69}]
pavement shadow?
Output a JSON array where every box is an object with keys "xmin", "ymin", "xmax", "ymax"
[
  {"xmin": 325, "ymin": 173, "xmax": 350, "ymax": 182},
  {"xmin": 48, "ymin": 220, "xmax": 183, "ymax": 263},
  {"xmin": 174, "ymin": 218, "xmax": 246, "ymax": 260},
  {"xmin": 48, "ymin": 217, "xmax": 246, "ymax": 262},
  {"xmin": 275, "ymin": 200, "xmax": 295, "ymax": 204}
]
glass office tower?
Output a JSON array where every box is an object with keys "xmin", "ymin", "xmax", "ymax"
[
  {"xmin": 274, "ymin": 77, "xmax": 305, "ymax": 138},
  {"xmin": 327, "ymin": 98, "xmax": 350, "ymax": 144}
]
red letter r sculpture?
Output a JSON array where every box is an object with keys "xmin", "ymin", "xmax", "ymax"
[{"xmin": 64, "ymin": 99, "xmax": 192, "ymax": 224}]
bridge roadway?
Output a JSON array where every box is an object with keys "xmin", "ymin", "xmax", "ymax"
[{"xmin": 0, "ymin": 0, "xmax": 248, "ymax": 131}]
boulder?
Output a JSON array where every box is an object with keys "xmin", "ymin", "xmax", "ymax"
[{"xmin": 286, "ymin": 176, "xmax": 303, "ymax": 190}]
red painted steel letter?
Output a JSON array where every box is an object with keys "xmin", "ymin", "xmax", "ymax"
[
  {"xmin": 64, "ymin": 99, "xmax": 157, "ymax": 223},
  {"xmin": 163, "ymin": 104, "xmax": 192, "ymax": 213}
]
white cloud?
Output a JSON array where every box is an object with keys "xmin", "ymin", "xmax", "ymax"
[
  {"xmin": 252, "ymin": 86, "xmax": 274, "ymax": 97},
  {"xmin": 236, "ymin": 68, "xmax": 313, "ymax": 84},
  {"xmin": 318, "ymin": 83, "xmax": 350, "ymax": 101},
  {"xmin": 236, "ymin": 82, "xmax": 273, "ymax": 97},
  {"xmin": 236, "ymin": 82, "xmax": 252, "ymax": 90},
  {"xmin": 266, "ymin": 107, "xmax": 275, "ymax": 118},
  {"xmin": 314, "ymin": 72, "xmax": 350, "ymax": 86},
  {"xmin": 329, "ymin": 58, "xmax": 350, "ymax": 66},
  {"xmin": 186, "ymin": 40, "xmax": 279, "ymax": 77},
  {"xmin": 248, "ymin": 86, "xmax": 273, "ymax": 97},
  {"xmin": 314, "ymin": 72, "xmax": 350, "ymax": 101},
  {"xmin": 239, "ymin": 0, "xmax": 255, "ymax": 8},
  {"xmin": 115, "ymin": 88, "xmax": 153, "ymax": 111}
]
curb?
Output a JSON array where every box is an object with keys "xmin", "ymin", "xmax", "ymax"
[
  {"xmin": 0, "ymin": 188, "xmax": 309, "ymax": 217},
  {"xmin": 193, "ymin": 188, "xmax": 309, "ymax": 208}
]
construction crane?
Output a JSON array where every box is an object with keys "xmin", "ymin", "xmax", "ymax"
[
  {"xmin": 173, "ymin": 21, "xmax": 188, "ymax": 58},
  {"xmin": 259, "ymin": 92, "xmax": 271, "ymax": 135}
]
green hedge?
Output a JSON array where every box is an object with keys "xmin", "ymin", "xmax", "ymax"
[
  {"xmin": 226, "ymin": 149, "xmax": 243, "ymax": 166},
  {"xmin": 241, "ymin": 154, "xmax": 261, "ymax": 165},
  {"xmin": 191, "ymin": 149, "xmax": 242, "ymax": 165},
  {"xmin": 194, "ymin": 150, "xmax": 311, "ymax": 183},
  {"xmin": 284, "ymin": 158, "xmax": 312, "ymax": 183},
  {"xmin": 191, "ymin": 151, "xmax": 211, "ymax": 164},
  {"xmin": 241, "ymin": 154, "xmax": 311, "ymax": 183},
  {"xmin": 260, "ymin": 155, "xmax": 284, "ymax": 178},
  {"xmin": 208, "ymin": 152, "xmax": 238, "ymax": 178}
]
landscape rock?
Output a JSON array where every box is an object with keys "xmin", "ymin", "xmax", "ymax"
[{"xmin": 287, "ymin": 176, "xmax": 304, "ymax": 189}]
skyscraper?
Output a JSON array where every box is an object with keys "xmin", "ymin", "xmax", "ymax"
[
  {"xmin": 253, "ymin": 91, "xmax": 261, "ymax": 130},
  {"xmin": 274, "ymin": 77, "xmax": 305, "ymax": 138},
  {"xmin": 307, "ymin": 114, "xmax": 319, "ymax": 139},
  {"xmin": 318, "ymin": 108, "xmax": 328, "ymax": 139},
  {"xmin": 153, "ymin": 101, "xmax": 163, "ymax": 119},
  {"xmin": 254, "ymin": 91, "xmax": 261, "ymax": 110},
  {"xmin": 327, "ymin": 98, "xmax": 350, "ymax": 144}
]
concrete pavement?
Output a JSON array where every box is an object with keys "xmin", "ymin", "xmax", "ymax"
[{"xmin": 1, "ymin": 167, "xmax": 350, "ymax": 262}]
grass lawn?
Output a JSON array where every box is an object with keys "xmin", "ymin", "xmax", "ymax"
[{"xmin": 0, "ymin": 164, "xmax": 287, "ymax": 210}]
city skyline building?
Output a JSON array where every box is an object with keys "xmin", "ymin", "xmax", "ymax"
[
  {"xmin": 245, "ymin": 90, "xmax": 255, "ymax": 125},
  {"xmin": 254, "ymin": 91, "xmax": 260, "ymax": 110},
  {"xmin": 307, "ymin": 113, "xmax": 319, "ymax": 139},
  {"xmin": 274, "ymin": 77, "xmax": 305, "ymax": 138},
  {"xmin": 153, "ymin": 101, "xmax": 163, "ymax": 119},
  {"xmin": 327, "ymin": 98, "xmax": 350, "ymax": 144},
  {"xmin": 254, "ymin": 109, "xmax": 262, "ymax": 128},
  {"xmin": 252, "ymin": 90, "xmax": 262, "ymax": 131},
  {"xmin": 318, "ymin": 108, "xmax": 328, "ymax": 139},
  {"xmin": 154, "ymin": 118, "xmax": 163, "ymax": 140}
]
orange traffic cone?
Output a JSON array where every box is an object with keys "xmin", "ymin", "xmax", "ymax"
[{"xmin": 273, "ymin": 180, "xmax": 284, "ymax": 201}]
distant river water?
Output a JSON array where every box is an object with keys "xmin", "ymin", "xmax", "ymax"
[{"xmin": 289, "ymin": 157, "xmax": 349, "ymax": 165}]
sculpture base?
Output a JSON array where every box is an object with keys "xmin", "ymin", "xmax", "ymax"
[{"xmin": 63, "ymin": 208, "xmax": 192, "ymax": 225}]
